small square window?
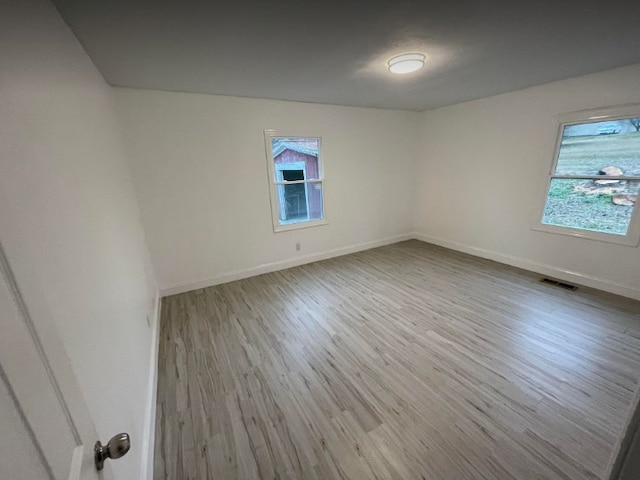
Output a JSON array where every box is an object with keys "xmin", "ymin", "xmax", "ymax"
[
  {"xmin": 264, "ymin": 131, "xmax": 327, "ymax": 232},
  {"xmin": 536, "ymin": 107, "xmax": 640, "ymax": 246}
]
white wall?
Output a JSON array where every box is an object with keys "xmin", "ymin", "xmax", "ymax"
[
  {"xmin": 0, "ymin": 1, "xmax": 158, "ymax": 478},
  {"xmin": 114, "ymin": 89, "xmax": 418, "ymax": 294},
  {"xmin": 413, "ymin": 63, "xmax": 640, "ymax": 300},
  {"xmin": 2, "ymin": 3, "xmax": 637, "ymax": 479}
]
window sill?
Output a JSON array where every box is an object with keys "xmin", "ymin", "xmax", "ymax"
[
  {"xmin": 531, "ymin": 223, "xmax": 640, "ymax": 247},
  {"xmin": 273, "ymin": 218, "xmax": 329, "ymax": 233}
]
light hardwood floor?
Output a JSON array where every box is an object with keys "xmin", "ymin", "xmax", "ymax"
[{"xmin": 154, "ymin": 240, "xmax": 640, "ymax": 480}]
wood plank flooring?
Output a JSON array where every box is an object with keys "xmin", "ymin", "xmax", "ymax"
[{"xmin": 154, "ymin": 240, "xmax": 640, "ymax": 480}]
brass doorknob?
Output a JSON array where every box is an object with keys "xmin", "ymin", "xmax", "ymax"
[{"xmin": 94, "ymin": 433, "xmax": 131, "ymax": 470}]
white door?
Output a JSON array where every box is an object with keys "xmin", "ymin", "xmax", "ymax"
[{"xmin": 0, "ymin": 241, "xmax": 116, "ymax": 480}]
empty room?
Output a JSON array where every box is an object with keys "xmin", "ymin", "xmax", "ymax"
[{"xmin": 2, "ymin": 1, "xmax": 640, "ymax": 479}]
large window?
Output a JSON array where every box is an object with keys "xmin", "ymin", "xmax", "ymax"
[
  {"xmin": 537, "ymin": 106, "xmax": 640, "ymax": 246},
  {"xmin": 264, "ymin": 131, "xmax": 327, "ymax": 232}
]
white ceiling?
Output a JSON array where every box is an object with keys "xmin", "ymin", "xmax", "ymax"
[{"xmin": 52, "ymin": 0, "xmax": 640, "ymax": 111}]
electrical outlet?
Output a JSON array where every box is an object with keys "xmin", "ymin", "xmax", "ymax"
[{"xmin": 296, "ymin": 242, "xmax": 301, "ymax": 251}]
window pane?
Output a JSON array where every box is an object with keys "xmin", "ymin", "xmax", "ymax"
[
  {"xmin": 555, "ymin": 119, "xmax": 640, "ymax": 176},
  {"xmin": 281, "ymin": 169, "xmax": 304, "ymax": 181},
  {"xmin": 271, "ymin": 138, "xmax": 320, "ymax": 180},
  {"xmin": 542, "ymin": 179, "xmax": 638, "ymax": 235},
  {"xmin": 305, "ymin": 182, "xmax": 324, "ymax": 221},
  {"xmin": 276, "ymin": 182, "xmax": 324, "ymax": 225}
]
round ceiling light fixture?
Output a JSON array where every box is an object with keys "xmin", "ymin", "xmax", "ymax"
[{"xmin": 387, "ymin": 53, "xmax": 426, "ymax": 74}]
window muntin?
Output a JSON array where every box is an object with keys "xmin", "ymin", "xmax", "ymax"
[
  {"xmin": 538, "ymin": 110, "xmax": 640, "ymax": 246},
  {"xmin": 265, "ymin": 132, "xmax": 326, "ymax": 232}
]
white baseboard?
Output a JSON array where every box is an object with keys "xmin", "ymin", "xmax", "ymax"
[
  {"xmin": 413, "ymin": 232, "xmax": 640, "ymax": 301},
  {"xmin": 160, "ymin": 233, "xmax": 413, "ymax": 297},
  {"xmin": 146, "ymin": 231, "xmax": 637, "ymax": 479},
  {"xmin": 160, "ymin": 232, "xmax": 640, "ymax": 300},
  {"xmin": 605, "ymin": 385, "xmax": 640, "ymax": 479},
  {"xmin": 139, "ymin": 292, "xmax": 162, "ymax": 480}
]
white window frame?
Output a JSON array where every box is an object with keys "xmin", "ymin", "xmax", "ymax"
[
  {"xmin": 533, "ymin": 104, "xmax": 640, "ymax": 247},
  {"xmin": 264, "ymin": 130, "xmax": 328, "ymax": 233},
  {"xmin": 275, "ymin": 161, "xmax": 310, "ymax": 223}
]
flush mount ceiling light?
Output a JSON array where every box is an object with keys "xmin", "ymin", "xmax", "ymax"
[{"xmin": 387, "ymin": 53, "xmax": 426, "ymax": 74}]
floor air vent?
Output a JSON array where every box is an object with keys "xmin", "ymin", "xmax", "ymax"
[{"xmin": 540, "ymin": 278, "xmax": 577, "ymax": 291}]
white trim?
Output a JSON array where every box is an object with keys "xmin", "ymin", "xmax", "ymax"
[
  {"xmin": 150, "ymin": 231, "xmax": 640, "ymax": 479},
  {"xmin": 160, "ymin": 233, "xmax": 413, "ymax": 297},
  {"xmin": 412, "ymin": 232, "xmax": 640, "ymax": 301},
  {"xmin": 264, "ymin": 131, "xmax": 327, "ymax": 233},
  {"xmin": 533, "ymin": 105, "xmax": 640, "ymax": 246},
  {"xmin": 160, "ymin": 231, "xmax": 640, "ymax": 299},
  {"xmin": 532, "ymin": 221, "xmax": 640, "ymax": 247},
  {"xmin": 274, "ymin": 218, "xmax": 329, "ymax": 233},
  {"xmin": 139, "ymin": 292, "xmax": 161, "ymax": 480},
  {"xmin": 557, "ymin": 103, "xmax": 640, "ymax": 124},
  {"xmin": 275, "ymin": 161, "xmax": 309, "ymax": 222},
  {"xmin": 605, "ymin": 385, "xmax": 640, "ymax": 479}
]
